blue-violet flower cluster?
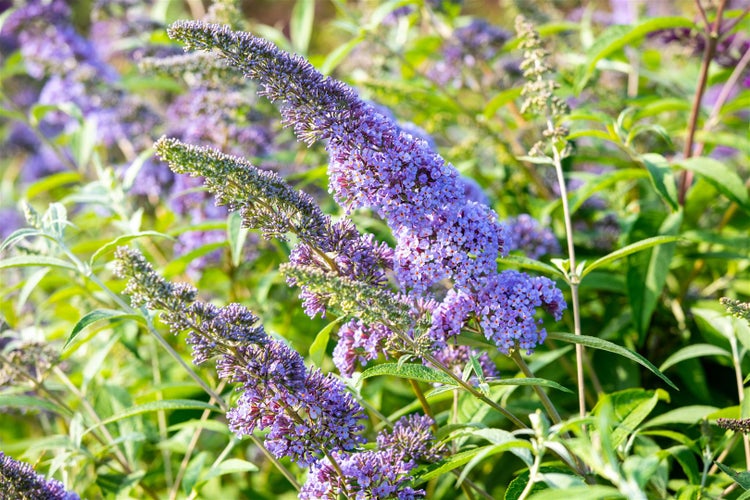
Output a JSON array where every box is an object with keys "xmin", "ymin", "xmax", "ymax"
[{"xmin": 0, "ymin": 452, "xmax": 79, "ymax": 500}]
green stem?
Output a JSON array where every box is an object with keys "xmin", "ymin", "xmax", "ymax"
[
  {"xmin": 408, "ymin": 379, "xmax": 438, "ymax": 432},
  {"xmin": 170, "ymin": 379, "xmax": 229, "ymax": 500},
  {"xmin": 549, "ymin": 128, "xmax": 586, "ymax": 419},
  {"xmin": 510, "ymin": 350, "xmax": 562, "ymax": 425}
]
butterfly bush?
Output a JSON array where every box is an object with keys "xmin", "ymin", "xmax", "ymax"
[
  {"xmin": 114, "ymin": 247, "xmax": 365, "ymax": 466},
  {"xmin": 0, "ymin": 452, "xmax": 79, "ymax": 500},
  {"xmin": 166, "ymin": 21, "xmax": 566, "ymax": 357}
]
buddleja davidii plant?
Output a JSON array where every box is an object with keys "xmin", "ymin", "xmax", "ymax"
[
  {"xmin": 155, "ymin": 19, "xmax": 585, "ymax": 493},
  {"xmin": 163, "ymin": 18, "xmax": 570, "ymax": 399}
]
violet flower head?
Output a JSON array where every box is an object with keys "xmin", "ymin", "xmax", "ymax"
[
  {"xmin": 156, "ymin": 138, "xmax": 328, "ymax": 243},
  {"xmin": 427, "ymin": 18, "xmax": 512, "ymax": 89},
  {"xmin": 222, "ymin": 341, "xmax": 365, "ymax": 465},
  {"xmin": 332, "ymin": 319, "xmax": 391, "ymax": 377},
  {"xmin": 377, "ymin": 414, "xmax": 445, "ymax": 463},
  {"xmin": 476, "ymin": 270, "xmax": 565, "ymax": 355},
  {"xmin": 300, "ymin": 449, "xmax": 424, "ymax": 500},
  {"xmin": 0, "ymin": 452, "xmax": 79, "ymax": 500},
  {"xmin": 505, "ymin": 214, "xmax": 560, "ymax": 259},
  {"xmin": 167, "ymin": 22, "xmax": 566, "ymax": 353},
  {"xmin": 427, "ymin": 288, "xmax": 474, "ymax": 345},
  {"xmin": 289, "ymin": 219, "xmax": 394, "ymax": 317},
  {"xmin": 115, "ymin": 247, "xmax": 366, "ymax": 466}
]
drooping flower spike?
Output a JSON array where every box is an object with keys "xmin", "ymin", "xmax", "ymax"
[{"xmin": 166, "ymin": 21, "xmax": 566, "ymax": 356}]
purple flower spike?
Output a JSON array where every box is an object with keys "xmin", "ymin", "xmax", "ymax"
[
  {"xmin": 476, "ymin": 270, "xmax": 565, "ymax": 354},
  {"xmin": 0, "ymin": 452, "xmax": 79, "ymax": 500},
  {"xmin": 300, "ymin": 450, "xmax": 424, "ymax": 500}
]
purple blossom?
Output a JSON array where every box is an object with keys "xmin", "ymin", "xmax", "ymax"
[
  {"xmin": 2, "ymin": 0, "xmax": 116, "ymax": 81},
  {"xmin": 505, "ymin": 214, "xmax": 560, "ymax": 259},
  {"xmin": 377, "ymin": 414, "xmax": 444, "ymax": 463},
  {"xmin": 168, "ymin": 22, "xmax": 511, "ymax": 294},
  {"xmin": 427, "ymin": 288, "xmax": 474, "ymax": 345},
  {"xmin": 476, "ymin": 270, "xmax": 565, "ymax": 354},
  {"xmin": 167, "ymin": 22, "xmax": 566, "ymax": 353},
  {"xmin": 427, "ymin": 18, "xmax": 512, "ymax": 89},
  {"xmin": 115, "ymin": 247, "xmax": 366, "ymax": 466},
  {"xmin": 222, "ymin": 341, "xmax": 365, "ymax": 465},
  {"xmin": 0, "ymin": 451, "xmax": 79, "ymax": 500},
  {"xmin": 332, "ymin": 319, "xmax": 392, "ymax": 377},
  {"xmin": 300, "ymin": 449, "xmax": 424, "ymax": 500},
  {"xmin": 0, "ymin": 207, "xmax": 24, "ymax": 241}
]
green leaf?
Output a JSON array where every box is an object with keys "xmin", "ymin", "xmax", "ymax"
[
  {"xmin": 65, "ymin": 309, "xmax": 143, "ymax": 351},
  {"xmin": 506, "ymin": 466, "xmax": 583, "ymax": 500},
  {"xmin": 715, "ymin": 461, "xmax": 750, "ymax": 490},
  {"xmin": 640, "ymin": 153, "xmax": 679, "ymax": 211},
  {"xmin": 360, "ymin": 363, "xmax": 458, "ymax": 386},
  {"xmin": 320, "ymin": 35, "xmax": 364, "ymax": 75},
  {"xmin": 483, "ymin": 88, "xmax": 523, "ymax": 119},
  {"xmin": 0, "ymin": 394, "xmax": 69, "ymax": 415},
  {"xmin": 309, "ymin": 316, "xmax": 346, "ymax": 367},
  {"xmin": 659, "ymin": 344, "xmax": 731, "ymax": 372},
  {"xmin": 1, "ymin": 228, "xmax": 43, "ymax": 253},
  {"xmin": 678, "ymin": 157, "xmax": 750, "ymax": 212},
  {"xmin": 497, "ymin": 254, "xmax": 565, "ymax": 279},
  {"xmin": 15, "ymin": 268, "xmax": 49, "ymax": 315},
  {"xmin": 290, "ymin": 0, "xmax": 315, "ymax": 54},
  {"xmin": 626, "ymin": 211, "xmax": 682, "ymax": 342},
  {"xmin": 581, "ymin": 235, "xmax": 682, "ymax": 279},
  {"xmin": 641, "ymin": 405, "xmax": 718, "ymax": 429},
  {"xmin": 487, "ymin": 377, "xmax": 573, "ymax": 394},
  {"xmin": 70, "ymin": 114, "xmax": 98, "ymax": 167},
  {"xmin": 200, "ymin": 458, "xmax": 259, "ymax": 484},
  {"xmin": 663, "ymin": 446, "xmax": 701, "ymax": 486},
  {"xmin": 417, "ymin": 442, "xmax": 532, "ymax": 482},
  {"xmin": 528, "ymin": 485, "xmax": 624, "ymax": 500},
  {"xmin": 87, "ymin": 400, "xmax": 220, "ymax": 433},
  {"xmin": 578, "ymin": 17, "xmax": 696, "ymax": 89},
  {"xmin": 594, "ymin": 389, "xmax": 664, "ymax": 448},
  {"xmin": 25, "ymin": 171, "xmax": 82, "ymax": 199},
  {"xmin": 89, "ymin": 231, "xmax": 173, "ymax": 265},
  {"xmin": 0, "ymin": 255, "xmax": 78, "ymax": 272},
  {"xmin": 568, "ymin": 169, "xmax": 648, "ymax": 214},
  {"xmin": 546, "ymin": 332, "xmax": 677, "ymax": 390},
  {"xmin": 183, "ymin": 451, "xmax": 208, "ymax": 495}
]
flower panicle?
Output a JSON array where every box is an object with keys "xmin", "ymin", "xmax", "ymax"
[
  {"xmin": 167, "ymin": 20, "xmax": 357, "ymax": 145},
  {"xmin": 280, "ymin": 263, "xmax": 412, "ymax": 330},
  {"xmin": 717, "ymin": 417, "xmax": 750, "ymax": 434},
  {"xmin": 0, "ymin": 451, "xmax": 79, "ymax": 500},
  {"xmin": 113, "ymin": 246, "xmax": 197, "ymax": 317},
  {"xmin": 167, "ymin": 21, "xmax": 511, "ymax": 294},
  {"xmin": 300, "ymin": 414, "xmax": 442, "ymax": 499},
  {"xmin": 154, "ymin": 137, "xmax": 328, "ymax": 242},
  {"xmin": 115, "ymin": 248, "xmax": 366, "ymax": 465},
  {"xmin": 721, "ymin": 297, "xmax": 750, "ymax": 324},
  {"xmin": 515, "ymin": 15, "xmax": 569, "ymax": 157}
]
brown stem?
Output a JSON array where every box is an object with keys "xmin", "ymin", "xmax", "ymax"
[
  {"xmin": 679, "ymin": 0, "xmax": 728, "ymax": 203},
  {"xmin": 409, "ymin": 379, "xmax": 438, "ymax": 433}
]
